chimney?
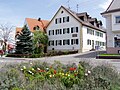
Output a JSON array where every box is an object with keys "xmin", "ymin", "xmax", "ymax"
[{"xmin": 38, "ymin": 18, "xmax": 41, "ymax": 21}]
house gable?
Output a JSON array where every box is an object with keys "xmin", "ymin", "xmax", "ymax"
[
  {"xmin": 47, "ymin": 6, "xmax": 82, "ymax": 29},
  {"xmin": 47, "ymin": 6, "xmax": 104, "ymax": 32}
]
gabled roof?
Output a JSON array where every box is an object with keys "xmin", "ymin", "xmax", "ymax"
[
  {"xmin": 101, "ymin": 0, "xmax": 120, "ymax": 14},
  {"xmin": 26, "ymin": 18, "xmax": 49, "ymax": 32},
  {"xmin": 16, "ymin": 27, "xmax": 22, "ymax": 34},
  {"xmin": 47, "ymin": 6, "xmax": 105, "ymax": 33}
]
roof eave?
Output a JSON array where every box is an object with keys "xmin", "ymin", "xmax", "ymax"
[
  {"xmin": 82, "ymin": 24, "xmax": 106, "ymax": 33},
  {"xmin": 101, "ymin": 8, "xmax": 120, "ymax": 15}
]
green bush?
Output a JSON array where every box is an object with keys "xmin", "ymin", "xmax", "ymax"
[
  {"xmin": 0, "ymin": 67, "xmax": 25, "ymax": 90},
  {"xmin": 0, "ymin": 61, "xmax": 120, "ymax": 90}
]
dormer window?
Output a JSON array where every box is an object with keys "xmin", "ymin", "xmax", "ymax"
[
  {"xmin": 79, "ymin": 16, "xmax": 84, "ymax": 21},
  {"xmin": 116, "ymin": 16, "xmax": 120, "ymax": 24},
  {"xmin": 33, "ymin": 27, "xmax": 36, "ymax": 30},
  {"xmin": 33, "ymin": 25, "xmax": 40, "ymax": 30},
  {"xmin": 97, "ymin": 24, "xmax": 99, "ymax": 28},
  {"xmin": 36, "ymin": 26, "xmax": 40, "ymax": 30},
  {"xmin": 90, "ymin": 21, "xmax": 94, "ymax": 26}
]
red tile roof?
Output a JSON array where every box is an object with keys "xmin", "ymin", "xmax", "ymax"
[
  {"xmin": 16, "ymin": 27, "xmax": 22, "ymax": 34},
  {"xmin": 25, "ymin": 18, "xmax": 49, "ymax": 33}
]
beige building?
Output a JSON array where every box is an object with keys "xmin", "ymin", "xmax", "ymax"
[{"xmin": 101, "ymin": 0, "xmax": 120, "ymax": 54}]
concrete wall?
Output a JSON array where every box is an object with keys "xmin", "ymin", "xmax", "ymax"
[{"xmin": 103, "ymin": 11, "xmax": 120, "ymax": 54}]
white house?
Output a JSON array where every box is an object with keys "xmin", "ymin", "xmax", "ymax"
[
  {"xmin": 101, "ymin": 0, "xmax": 120, "ymax": 54},
  {"xmin": 47, "ymin": 6, "xmax": 106, "ymax": 53}
]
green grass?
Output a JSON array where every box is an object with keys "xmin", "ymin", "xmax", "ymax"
[{"xmin": 99, "ymin": 54, "xmax": 120, "ymax": 56}]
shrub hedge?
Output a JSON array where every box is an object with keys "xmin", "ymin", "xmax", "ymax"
[
  {"xmin": 0, "ymin": 61, "xmax": 120, "ymax": 90},
  {"xmin": 6, "ymin": 50, "xmax": 78, "ymax": 58}
]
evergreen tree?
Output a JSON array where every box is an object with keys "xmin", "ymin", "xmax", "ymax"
[{"xmin": 15, "ymin": 25, "xmax": 33, "ymax": 54}]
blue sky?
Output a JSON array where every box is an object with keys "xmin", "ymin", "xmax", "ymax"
[{"xmin": 0, "ymin": 0, "xmax": 112, "ymax": 27}]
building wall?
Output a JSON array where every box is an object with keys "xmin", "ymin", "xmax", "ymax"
[
  {"xmin": 47, "ymin": 7, "xmax": 106, "ymax": 53},
  {"xmin": 47, "ymin": 8, "xmax": 81, "ymax": 51},
  {"xmin": 105, "ymin": 14, "xmax": 114, "ymax": 48},
  {"xmin": 82, "ymin": 26, "xmax": 106, "ymax": 52},
  {"xmin": 112, "ymin": 12, "xmax": 120, "ymax": 31},
  {"xmin": 104, "ymin": 12, "xmax": 120, "ymax": 54}
]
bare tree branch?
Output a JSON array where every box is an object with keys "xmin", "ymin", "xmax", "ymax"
[{"xmin": 0, "ymin": 23, "xmax": 15, "ymax": 43}]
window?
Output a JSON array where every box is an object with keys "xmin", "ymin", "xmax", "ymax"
[
  {"xmin": 55, "ymin": 18, "xmax": 61, "ymax": 24},
  {"xmin": 95, "ymin": 31, "xmax": 103, "ymax": 37},
  {"xmin": 96, "ymin": 41, "xmax": 105, "ymax": 46},
  {"xmin": 33, "ymin": 26, "xmax": 40, "ymax": 30},
  {"xmin": 87, "ymin": 39, "xmax": 91, "ymax": 45},
  {"xmin": 63, "ymin": 28, "xmax": 69, "ymax": 34},
  {"xmin": 63, "ymin": 17, "xmax": 65, "ymax": 22},
  {"xmin": 56, "ymin": 40, "xmax": 62, "ymax": 46},
  {"xmin": 49, "ymin": 30, "xmax": 54, "ymax": 35},
  {"xmin": 87, "ymin": 28, "xmax": 94, "ymax": 35},
  {"xmin": 55, "ymin": 19, "xmax": 57, "ymax": 24},
  {"xmin": 96, "ymin": 41, "xmax": 98, "ymax": 46},
  {"xmin": 95, "ymin": 31, "xmax": 100, "ymax": 36},
  {"xmin": 49, "ymin": 41, "xmax": 54, "ymax": 46},
  {"xmin": 102, "ymin": 42, "xmax": 105, "ymax": 46},
  {"xmin": 116, "ymin": 16, "xmax": 120, "ymax": 23},
  {"xmin": 90, "ymin": 21, "xmax": 94, "ymax": 25},
  {"xmin": 63, "ymin": 16, "xmax": 69, "ymax": 23},
  {"xmin": 63, "ymin": 39, "xmax": 70, "ymax": 45},
  {"xmin": 67, "ymin": 16, "xmax": 69, "ymax": 22},
  {"xmin": 114, "ymin": 37, "xmax": 120, "ymax": 47},
  {"xmin": 55, "ymin": 29, "xmax": 62, "ymax": 35},
  {"xmin": 71, "ymin": 39, "xmax": 79, "ymax": 45},
  {"xmin": 33, "ymin": 27, "xmax": 36, "ymax": 30},
  {"xmin": 100, "ymin": 33, "xmax": 103, "ymax": 37},
  {"xmin": 79, "ymin": 16, "xmax": 84, "ymax": 21},
  {"xmin": 59, "ymin": 18, "xmax": 61, "ymax": 23},
  {"xmin": 71, "ymin": 27, "xmax": 78, "ymax": 33},
  {"xmin": 36, "ymin": 26, "xmax": 40, "ymax": 30}
]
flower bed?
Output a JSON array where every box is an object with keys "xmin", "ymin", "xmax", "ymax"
[{"xmin": 0, "ymin": 61, "xmax": 120, "ymax": 90}]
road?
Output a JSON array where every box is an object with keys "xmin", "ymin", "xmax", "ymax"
[{"xmin": 0, "ymin": 51, "xmax": 120, "ymax": 72}]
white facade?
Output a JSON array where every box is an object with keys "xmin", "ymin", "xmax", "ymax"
[
  {"xmin": 112, "ymin": 12, "xmax": 120, "ymax": 31},
  {"xmin": 47, "ymin": 8, "xmax": 81, "ymax": 51},
  {"xmin": 102, "ymin": 0, "xmax": 120, "ymax": 54},
  {"xmin": 47, "ymin": 6, "xmax": 106, "ymax": 53},
  {"xmin": 82, "ymin": 26, "xmax": 106, "ymax": 52}
]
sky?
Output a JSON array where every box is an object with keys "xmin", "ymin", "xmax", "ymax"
[{"xmin": 0, "ymin": 0, "xmax": 112, "ymax": 27}]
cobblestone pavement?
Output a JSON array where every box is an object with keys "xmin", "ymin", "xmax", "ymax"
[{"xmin": 0, "ymin": 51, "xmax": 120, "ymax": 72}]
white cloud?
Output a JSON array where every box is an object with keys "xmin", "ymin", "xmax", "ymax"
[{"xmin": 99, "ymin": 0, "xmax": 112, "ymax": 10}]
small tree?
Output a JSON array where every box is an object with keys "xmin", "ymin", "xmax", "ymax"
[
  {"xmin": 0, "ymin": 24, "xmax": 15, "ymax": 52},
  {"xmin": 33, "ymin": 31, "xmax": 48, "ymax": 54},
  {"xmin": 15, "ymin": 25, "xmax": 33, "ymax": 54}
]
